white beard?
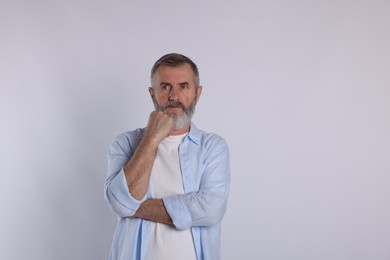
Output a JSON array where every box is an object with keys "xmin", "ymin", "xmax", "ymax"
[
  {"xmin": 151, "ymin": 95, "xmax": 197, "ymax": 131},
  {"xmin": 171, "ymin": 112, "xmax": 189, "ymax": 130}
]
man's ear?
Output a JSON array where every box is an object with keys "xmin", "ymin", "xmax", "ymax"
[
  {"xmin": 196, "ymin": 85, "xmax": 203, "ymax": 101},
  {"xmin": 148, "ymin": 87, "xmax": 154, "ymax": 97}
]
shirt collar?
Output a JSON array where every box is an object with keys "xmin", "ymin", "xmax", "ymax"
[{"xmin": 186, "ymin": 122, "xmax": 201, "ymax": 145}]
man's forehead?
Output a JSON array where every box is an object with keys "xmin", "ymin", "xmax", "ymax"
[
  {"xmin": 156, "ymin": 63, "xmax": 192, "ymax": 73},
  {"xmin": 154, "ymin": 64, "xmax": 195, "ymax": 82}
]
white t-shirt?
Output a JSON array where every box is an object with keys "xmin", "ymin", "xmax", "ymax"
[{"xmin": 145, "ymin": 134, "xmax": 197, "ymax": 260}]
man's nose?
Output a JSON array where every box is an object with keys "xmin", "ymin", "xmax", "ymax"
[{"xmin": 169, "ymin": 87, "xmax": 179, "ymax": 101}]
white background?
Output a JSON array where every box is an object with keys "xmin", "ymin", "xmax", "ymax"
[{"xmin": 1, "ymin": 0, "xmax": 390, "ymax": 259}]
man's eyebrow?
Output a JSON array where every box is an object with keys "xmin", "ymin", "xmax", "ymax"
[{"xmin": 160, "ymin": 81, "xmax": 190, "ymax": 86}]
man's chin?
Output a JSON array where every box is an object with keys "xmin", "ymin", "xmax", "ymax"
[
  {"xmin": 165, "ymin": 110, "xmax": 183, "ymax": 117},
  {"xmin": 172, "ymin": 114, "xmax": 190, "ymax": 130}
]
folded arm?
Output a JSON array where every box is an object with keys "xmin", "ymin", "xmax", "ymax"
[
  {"xmin": 134, "ymin": 137, "xmax": 230, "ymax": 229},
  {"xmin": 164, "ymin": 138, "xmax": 230, "ymax": 229},
  {"xmin": 133, "ymin": 198, "xmax": 173, "ymax": 225}
]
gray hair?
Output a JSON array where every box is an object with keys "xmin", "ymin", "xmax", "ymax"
[{"xmin": 150, "ymin": 53, "xmax": 200, "ymax": 87}]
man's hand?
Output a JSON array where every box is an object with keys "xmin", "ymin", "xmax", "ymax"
[
  {"xmin": 144, "ymin": 111, "xmax": 174, "ymax": 145},
  {"xmin": 133, "ymin": 198, "xmax": 173, "ymax": 225}
]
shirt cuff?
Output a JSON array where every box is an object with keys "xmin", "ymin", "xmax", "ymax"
[
  {"xmin": 163, "ymin": 194, "xmax": 192, "ymax": 229},
  {"xmin": 108, "ymin": 168, "xmax": 147, "ymax": 215}
]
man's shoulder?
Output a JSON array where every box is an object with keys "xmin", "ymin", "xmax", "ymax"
[
  {"xmin": 111, "ymin": 127, "xmax": 146, "ymax": 148},
  {"xmin": 189, "ymin": 123, "xmax": 228, "ymax": 147},
  {"xmin": 116, "ymin": 127, "xmax": 145, "ymax": 139}
]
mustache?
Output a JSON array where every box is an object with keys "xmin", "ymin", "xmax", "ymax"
[{"xmin": 163, "ymin": 101, "xmax": 185, "ymax": 110}]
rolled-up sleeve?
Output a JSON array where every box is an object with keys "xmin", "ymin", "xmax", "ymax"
[
  {"xmin": 104, "ymin": 132, "xmax": 147, "ymax": 217},
  {"xmin": 163, "ymin": 136, "xmax": 230, "ymax": 229}
]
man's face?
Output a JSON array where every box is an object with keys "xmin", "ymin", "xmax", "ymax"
[{"xmin": 150, "ymin": 63, "xmax": 202, "ymax": 130}]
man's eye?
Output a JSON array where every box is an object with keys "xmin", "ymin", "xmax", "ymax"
[
  {"xmin": 180, "ymin": 84, "xmax": 189, "ymax": 89},
  {"xmin": 161, "ymin": 85, "xmax": 171, "ymax": 90}
]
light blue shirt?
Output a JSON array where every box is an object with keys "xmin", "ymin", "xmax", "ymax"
[{"xmin": 104, "ymin": 123, "xmax": 230, "ymax": 260}]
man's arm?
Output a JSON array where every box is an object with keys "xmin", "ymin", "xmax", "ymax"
[
  {"xmin": 124, "ymin": 111, "xmax": 173, "ymax": 200},
  {"xmin": 163, "ymin": 137, "xmax": 230, "ymax": 229},
  {"xmin": 104, "ymin": 111, "xmax": 174, "ymax": 217},
  {"xmin": 133, "ymin": 198, "xmax": 173, "ymax": 225},
  {"xmin": 132, "ymin": 136, "xmax": 230, "ymax": 229}
]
